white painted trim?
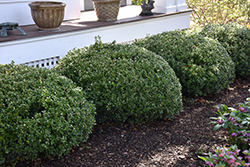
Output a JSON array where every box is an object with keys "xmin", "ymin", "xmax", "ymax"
[
  {"xmin": 153, "ymin": 0, "xmax": 177, "ymax": 14},
  {"xmin": 176, "ymin": 0, "xmax": 187, "ymax": 12},
  {"xmin": 153, "ymin": 0, "xmax": 187, "ymax": 13},
  {"xmin": 177, "ymin": 4, "xmax": 187, "ymax": 12},
  {"xmin": 126, "ymin": 0, "xmax": 132, "ymax": 5},
  {"xmin": 80, "ymin": 0, "xmax": 84, "ymax": 11},
  {"xmin": 0, "ymin": 0, "xmax": 31, "ymax": 4},
  {"xmin": 153, "ymin": 6, "xmax": 177, "ymax": 13}
]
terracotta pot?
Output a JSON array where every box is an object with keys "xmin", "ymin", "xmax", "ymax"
[
  {"xmin": 92, "ymin": 0, "xmax": 122, "ymax": 22},
  {"xmin": 29, "ymin": 1, "xmax": 66, "ymax": 30}
]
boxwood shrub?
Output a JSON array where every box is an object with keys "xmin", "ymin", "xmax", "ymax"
[
  {"xmin": 0, "ymin": 63, "xmax": 96, "ymax": 166},
  {"xmin": 53, "ymin": 39, "xmax": 182, "ymax": 125},
  {"xmin": 134, "ymin": 30, "xmax": 235, "ymax": 97},
  {"xmin": 193, "ymin": 23, "xmax": 250, "ymax": 76}
]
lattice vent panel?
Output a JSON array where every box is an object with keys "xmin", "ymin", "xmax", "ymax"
[{"xmin": 21, "ymin": 56, "xmax": 60, "ymax": 69}]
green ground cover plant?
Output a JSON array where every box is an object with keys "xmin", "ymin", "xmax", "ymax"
[
  {"xmin": 133, "ymin": 30, "xmax": 235, "ymax": 97},
  {"xmin": 200, "ymin": 93, "xmax": 250, "ymax": 166},
  {"xmin": 53, "ymin": 38, "xmax": 182, "ymax": 125},
  {"xmin": 0, "ymin": 63, "xmax": 96, "ymax": 166},
  {"xmin": 193, "ymin": 23, "xmax": 250, "ymax": 76},
  {"xmin": 211, "ymin": 99, "xmax": 250, "ymax": 151},
  {"xmin": 199, "ymin": 145, "xmax": 250, "ymax": 167}
]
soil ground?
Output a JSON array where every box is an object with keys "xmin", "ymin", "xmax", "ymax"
[{"xmin": 16, "ymin": 76, "xmax": 250, "ymax": 167}]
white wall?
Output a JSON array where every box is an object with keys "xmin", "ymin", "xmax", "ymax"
[{"xmin": 153, "ymin": 0, "xmax": 187, "ymax": 14}]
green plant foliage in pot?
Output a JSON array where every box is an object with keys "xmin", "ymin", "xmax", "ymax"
[
  {"xmin": 53, "ymin": 38, "xmax": 183, "ymax": 125},
  {"xmin": 0, "ymin": 63, "xmax": 96, "ymax": 166},
  {"xmin": 134, "ymin": 30, "xmax": 235, "ymax": 97},
  {"xmin": 193, "ymin": 23, "xmax": 250, "ymax": 76}
]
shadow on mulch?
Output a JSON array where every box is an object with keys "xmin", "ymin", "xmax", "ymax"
[{"xmin": 16, "ymin": 76, "xmax": 250, "ymax": 167}]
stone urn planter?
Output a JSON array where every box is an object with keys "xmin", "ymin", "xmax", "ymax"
[
  {"xmin": 92, "ymin": 0, "xmax": 122, "ymax": 22},
  {"xmin": 29, "ymin": 1, "xmax": 66, "ymax": 30}
]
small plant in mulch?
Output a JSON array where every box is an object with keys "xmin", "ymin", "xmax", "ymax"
[
  {"xmin": 133, "ymin": 30, "xmax": 235, "ymax": 97},
  {"xmin": 211, "ymin": 101, "xmax": 250, "ymax": 151},
  {"xmin": 0, "ymin": 63, "xmax": 96, "ymax": 166},
  {"xmin": 199, "ymin": 145, "xmax": 250, "ymax": 167},
  {"xmin": 200, "ymin": 93, "xmax": 250, "ymax": 166},
  {"xmin": 53, "ymin": 37, "xmax": 182, "ymax": 125}
]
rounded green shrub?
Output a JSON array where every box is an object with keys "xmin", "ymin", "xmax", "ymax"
[
  {"xmin": 193, "ymin": 23, "xmax": 250, "ymax": 76},
  {"xmin": 134, "ymin": 30, "xmax": 236, "ymax": 97},
  {"xmin": 53, "ymin": 39, "xmax": 182, "ymax": 125},
  {"xmin": 0, "ymin": 63, "xmax": 96, "ymax": 166}
]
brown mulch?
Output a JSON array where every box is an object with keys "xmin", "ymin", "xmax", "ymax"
[{"xmin": 16, "ymin": 76, "xmax": 250, "ymax": 167}]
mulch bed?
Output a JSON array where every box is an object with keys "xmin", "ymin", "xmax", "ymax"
[{"xmin": 16, "ymin": 76, "xmax": 250, "ymax": 167}]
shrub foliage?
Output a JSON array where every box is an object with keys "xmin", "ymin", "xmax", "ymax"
[
  {"xmin": 54, "ymin": 39, "xmax": 182, "ymax": 124},
  {"xmin": 134, "ymin": 30, "xmax": 235, "ymax": 97},
  {"xmin": 193, "ymin": 23, "xmax": 250, "ymax": 76},
  {"xmin": 0, "ymin": 63, "xmax": 96, "ymax": 166}
]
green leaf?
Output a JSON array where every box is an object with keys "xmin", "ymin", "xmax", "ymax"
[
  {"xmin": 214, "ymin": 124, "xmax": 222, "ymax": 131},
  {"xmin": 198, "ymin": 155, "xmax": 207, "ymax": 161}
]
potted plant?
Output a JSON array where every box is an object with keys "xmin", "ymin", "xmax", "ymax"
[
  {"xmin": 29, "ymin": 1, "xmax": 66, "ymax": 30},
  {"xmin": 91, "ymin": 0, "xmax": 122, "ymax": 22}
]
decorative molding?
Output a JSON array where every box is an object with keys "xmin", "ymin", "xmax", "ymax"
[
  {"xmin": 0, "ymin": 0, "xmax": 32, "ymax": 4},
  {"xmin": 126, "ymin": 0, "xmax": 132, "ymax": 5},
  {"xmin": 153, "ymin": 0, "xmax": 187, "ymax": 14},
  {"xmin": 176, "ymin": 0, "xmax": 187, "ymax": 11}
]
